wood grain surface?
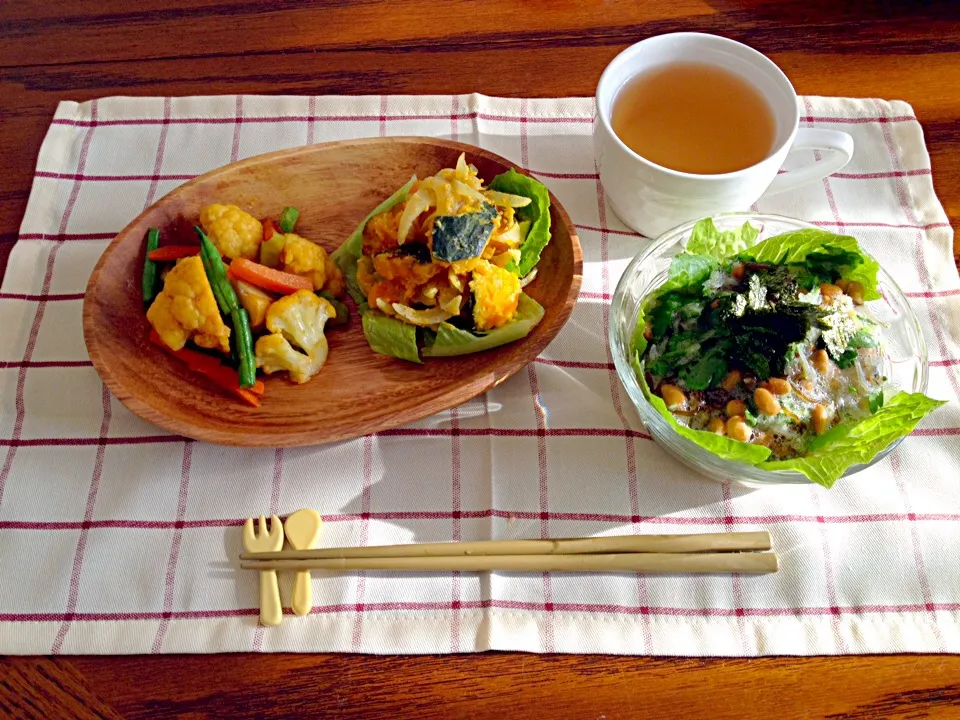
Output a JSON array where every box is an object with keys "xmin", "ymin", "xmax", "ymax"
[
  {"xmin": 83, "ymin": 138, "xmax": 581, "ymax": 446},
  {"xmin": 3, "ymin": 0, "xmax": 960, "ymax": 717}
]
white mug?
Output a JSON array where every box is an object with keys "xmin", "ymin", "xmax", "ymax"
[{"xmin": 594, "ymin": 33, "xmax": 854, "ymax": 238}]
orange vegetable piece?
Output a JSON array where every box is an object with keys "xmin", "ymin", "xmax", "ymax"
[
  {"xmin": 147, "ymin": 245, "xmax": 201, "ymax": 262},
  {"xmin": 227, "ymin": 257, "xmax": 313, "ymax": 295},
  {"xmin": 149, "ymin": 330, "xmax": 264, "ymax": 406}
]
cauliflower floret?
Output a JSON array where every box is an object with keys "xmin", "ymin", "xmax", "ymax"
[
  {"xmin": 199, "ymin": 204, "xmax": 262, "ymax": 260},
  {"xmin": 254, "ymin": 290, "xmax": 335, "ymax": 384},
  {"xmin": 147, "ymin": 256, "xmax": 231, "ymax": 353},
  {"xmin": 281, "ymin": 233, "xmax": 342, "ymax": 294},
  {"xmin": 470, "ymin": 259, "xmax": 521, "ymax": 331}
]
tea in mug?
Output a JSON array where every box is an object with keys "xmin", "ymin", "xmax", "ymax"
[{"xmin": 611, "ymin": 62, "xmax": 776, "ymax": 175}]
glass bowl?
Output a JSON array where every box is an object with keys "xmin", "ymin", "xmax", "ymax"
[{"xmin": 608, "ymin": 212, "xmax": 929, "ymax": 486}]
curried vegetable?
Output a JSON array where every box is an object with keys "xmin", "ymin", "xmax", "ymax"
[
  {"xmin": 142, "ymin": 228, "xmax": 162, "ymax": 306},
  {"xmin": 254, "ymin": 291, "xmax": 335, "ymax": 383},
  {"xmin": 631, "ymin": 219, "xmax": 945, "ymax": 487},
  {"xmin": 228, "ymin": 257, "xmax": 313, "ymax": 295},
  {"xmin": 259, "ymin": 231, "xmax": 285, "ymax": 268},
  {"xmin": 199, "ymin": 204, "xmax": 263, "ymax": 260},
  {"xmin": 146, "ymin": 255, "xmax": 231, "ymax": 354},
  {"xmin": 145, "ymin": 207, "xmax": 343, "ymax": 404},
  {"xmin": 149, "ymin": 330, "xmax": 262, "ymax": 407},
  {"xmin": 196, "ymin": 228, "xmax": 256, "ymax": 388},
  {"xmin": 281, "ymin": 233, "xmax": 343, "ymax": 293},
  {"xmin": 148, "ymin": 245, "xmax": 200, "ymax": 262},
  {"xmin": 233, "ymin": 279, "xmax": 273, "ymax": 331},
  {"xmin": 279, "ymin": 206, "xmax": 299, "ymax": 234},
  {"xmin": 317, "ymin": 290, "xmax": 349, "ymax": 326}
]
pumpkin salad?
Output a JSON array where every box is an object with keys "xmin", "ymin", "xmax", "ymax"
[{"xmin": 331, "ymin": 153, "xmax": 552, "ymax": 362}]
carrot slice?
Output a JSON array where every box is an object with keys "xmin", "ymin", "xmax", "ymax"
[
  {"xmin": 227, "ymin": 257, "xmax": 312, "ymax": 295},
  {"xmin": 148, "ymin": 245, "xmax": 201, "ymax": 262},
  {"xmin": 149, "ymin": 331, "xmax": 264, "ymax": 405}
]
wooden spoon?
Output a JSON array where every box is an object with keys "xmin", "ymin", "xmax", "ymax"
[{"xmin": 283, "ymin": 509, "xmax": 323, "ymax": 616}]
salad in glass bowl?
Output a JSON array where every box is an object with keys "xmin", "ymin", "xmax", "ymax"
[{"xmin": 610, "ymin": 213, "xmax": 945, "ymax": 487}]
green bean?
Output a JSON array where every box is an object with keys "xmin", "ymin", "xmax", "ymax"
[
  {"xmin": 317, "ymin": 290, "xmax": 349, "ymax": 326},
  {"xmin": 278, "ymin": 206, "xmax": 299, "ymax": 234},
  {"xmin": 231, "ymin": 307, "xmax": 256, "ymax": 388},
  {"xmin": 142, "ymin": 228, "xmax": 161, "ymax": 305},
  {"xmin": 195, "ymin": 226, "xmax": 255, "ymax": 387},
  {"xmin": 195, "ymin": 226, "xmax": 239, "ymax": 315}
]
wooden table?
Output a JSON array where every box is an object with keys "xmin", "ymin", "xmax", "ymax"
[{"xmin": 2, "ymin": 1, "xmax": 959, "ymax": 717}]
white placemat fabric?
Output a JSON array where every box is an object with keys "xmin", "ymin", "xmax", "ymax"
[{"xmin": 1, "ymin": 94, "xmax": 958, "ymax": 656}]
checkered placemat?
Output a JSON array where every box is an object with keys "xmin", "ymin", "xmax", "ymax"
[{"xmin": 0, "ymin": 94, "xmax": 958, "ymax": 655}]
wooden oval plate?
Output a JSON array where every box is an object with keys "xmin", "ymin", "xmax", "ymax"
[{"xmin": 83, "ymin": 137, "xmax": 582, "ymax": 447}]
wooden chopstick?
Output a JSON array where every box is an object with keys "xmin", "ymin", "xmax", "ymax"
[
  {"xmin": 239, "ymin": 531, "xmax": 772, "ymax": 562},
  {"xmin": 240, "ymin": 552, "xmax": 778, "ymax": 574}
]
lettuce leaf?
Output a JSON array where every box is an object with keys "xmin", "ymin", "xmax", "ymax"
[
  {"xmin": 487, "ymin": 169, "xmax": 551, "ymax": 278},
  {"xmin": 759, "ymin": 393, "xmax": 947, "ymax": 487},
  {"xmin": 659, "ymin": 253, "xmax": 718, "ymax": 296},
  {"xmin": 361, "ymin": 311, "xmax": 421, "ymax": 364},
  {"xmin": 331, "ymin": 176, "xmax": 417, "ymax": 306},
  {"xmin": 422, "ymin": 293, "xmax": 544, "ymax": 357},
  {"xmin": 739, "ymin": 228, "xmax": 881, "ymax": 301},
  {"xmin": 685, "ymin": 218, "xmax": 760, "ymax": 260}
]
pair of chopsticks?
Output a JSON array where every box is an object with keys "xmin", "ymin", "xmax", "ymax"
[{"xmin": 240, "ymin": 531, "xmax": 777, "ymax": 574}]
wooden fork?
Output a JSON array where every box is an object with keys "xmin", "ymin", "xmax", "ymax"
[{"xmin": 242, "ymin": 515, "xmax": 285, "ymax": 626}]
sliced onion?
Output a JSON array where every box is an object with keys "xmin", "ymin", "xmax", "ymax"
[
  {"xmin": 483, "ymin": 189, "xmax": 531, "ymax": 208},
  {"xmin": 520, "ymin": 267, "xmax": 538, "ymax": 287},
  {"xmin": 375, "ymin": 298, "xmax": 395, "ymax": 315},
  {"xmin": 455, "ymin": 152, "xmax": 470, "ymax": 181},
  {"xmin": 398, "ymin": 190, "xmax": 433, "ymax": 244},
  {"xmin": 448, "ymin": 268, "xmax": 464, "ymax": 291},
  {"xmin": 391, "ymin": 303, "xmax": 454, "ymax": 326},
  {"xmin": 452, "ymin": 179, "xmax": 487, "ymax": 205},
  {"xmin": 439, "ymin": 294, "xmax": 462, "ymax": 315},
  {"xmin": 491, "ymin": 249, "xmax": 522, "ymax": 268}
]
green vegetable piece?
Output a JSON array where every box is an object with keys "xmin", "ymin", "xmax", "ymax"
[
  {"xmin": 685, "ymin": 218, "xmax": 760, "ymax": 259},
  {"xmin": 332, "ymin": 177, "xmax": 417, "ymax": 307},
  {"xmin": 832, "ymin": 348, "xmax": 859, "ymax": 369},
  {"xmin": 801, "ymin": 247, "xmax": 864, "ymax": 285},
  {"xmin": 431, "ymin": 204, "xmax": 498, "ymax": 262},
  {"xmin": 259, "ymin": 233, "xmax": 286, "ymax": 268},
  {"xmin": 423, "ymin": 293, "xmax": 545, "ymax": 357},
  {"xmin": 631, "ymin": 314, "xmax": 649, "ymax": 358},
  {"xmin": 659, "ymin": 253, "xmax": 718, "ymax": 296},
  {"xmin": 278, "ymin": 206, "xmax": 299, "ymax": 234},
  {"xmin": 196, "ymin": 226, "xmax": 239, "ymax": 315},
  {"xmin": 488, "ymin": 169, "xmax": 552, "ymax": 277},
  {"xmin": 230, "ymin": 306, "xmax": 256, "ymax": 389},
  {"xmin": 759, "ymin": 392, "xmax": 946, "ymax": 487},
  {"xmin": 679, "ymin": 344, "xmax": 729, "ymax": 390},
  {"xmin": 744, "ymin": 408, "xmax": 759, "ymax": 428},
  {"xmin": 869, "ymin": 390, "xmax": 885, "ymax": 414},
  {"xmin": 361, "ymin": 311, "xmax": 421, "ymax": 363},
  {"xmin": 317, "ymin": 290, "xmax": 349, "ymax": 326},
  {"xmin": 739, "ymin": 228, "xmax": 881, "ymax": 301},
  {"xmin": 142, "ymin": 228, "xmax": 161, "ymax": 306}
]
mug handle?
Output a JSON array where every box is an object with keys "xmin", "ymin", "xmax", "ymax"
[{"xmin": 762, "ymin": 128, "xmax": 854, "ymax": 197}]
